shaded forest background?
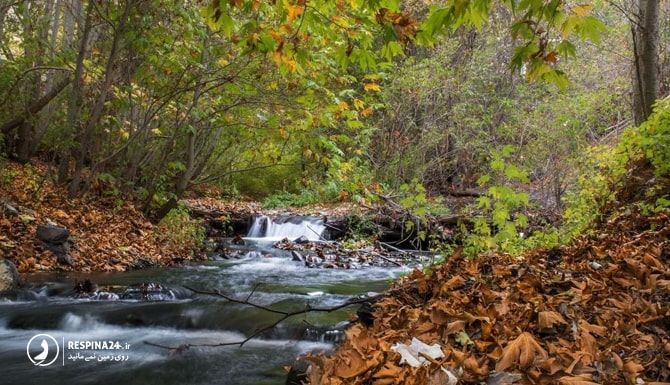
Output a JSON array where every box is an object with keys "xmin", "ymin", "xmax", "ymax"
[{"xmin": 1, "ymin": 0, "xmax": 669, "ymax": 246}]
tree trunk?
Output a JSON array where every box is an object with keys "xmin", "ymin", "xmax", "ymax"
[
  {"xmin": 68, "ymin": 0, "xmax": 134, "ymax": 197},
  {"xmin": 152, "ymin": 33, "xmax": 212, "ymax": 222},
  {"xmin": 632, "ymin": 0, "xmax": 660, "ymax": 125},
  {"xmin": 58, "ymin": 0, "xmax": 92, "ymax": 184}
]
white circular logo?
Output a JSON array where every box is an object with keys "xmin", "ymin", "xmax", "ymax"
[{"xmin": 26, "ymin": 333, "xmax": 60, "ymax": 367}]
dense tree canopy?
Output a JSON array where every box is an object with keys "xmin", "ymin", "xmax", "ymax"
[{"xmin": 0, "ymin": 0, "xmax": 666, "ymax": 220}]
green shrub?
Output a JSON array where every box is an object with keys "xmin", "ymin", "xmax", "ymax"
[
  {"xmin": 562, "ymin": 98, "xmax": 670, "ymax": 237},
  {"xmin": 156, "ymin": 205, "xmax": 204, "ymax": 252},
  {"xmin": 462, "ymin": 145, "xmax": 532, "ymax": 257}
]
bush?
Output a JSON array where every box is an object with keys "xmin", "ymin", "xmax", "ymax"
[
  {"xmin": 562, "ymin": 98, "xmax": 670, "ymax": 237},
  {"xmin": 155, "ymin": 205, "xmax": 204, "ymax": 252}
]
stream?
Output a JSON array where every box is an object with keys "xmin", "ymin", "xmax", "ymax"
[{"xmin": 0, "ymin": 216, "xmax": 416, "ymax": 385}]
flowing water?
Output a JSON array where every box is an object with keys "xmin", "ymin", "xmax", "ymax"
[{"xmin": 0, "ymin": 216, "xmax": 414, "ymax": 385}]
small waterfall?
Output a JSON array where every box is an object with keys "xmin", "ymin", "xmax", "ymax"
[{"xmin": 247, "ymin": 215, "xmax": 326, "ymax": 241}]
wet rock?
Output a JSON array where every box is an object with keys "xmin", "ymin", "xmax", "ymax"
[
  {"xmin": 294, "ymin": 235, "xmax": 310, "ymax": 244},
  {"xmin": 72, "ymin": 279, "xmax": 119, "ymax": 300},
  {"xmin": 291, "ymin": 250, "xmax": 303, "ymax": 262},
  {"xmin": 91, "ymin": 291, "xmax": 120, "ymax": 301},
  {"xmin": 130, "ymin": 257, "xmax": 158, "ymax": 270},
  {"xmin": 285, "ymin": 359, "xmax": 311, "ymax": 385},
  {"xmin": 74, "ymin": 278, "xmax": 97, "ymax": 295},
  {"xmin": 356, "ymin": 302, "xmax": 375, "ymax": 327},
  {"xmin": 0, "ymin": 259, "xmax": 20, "ymax": 292},
  {"xmin": 121, "ymin": 282, "xmax": 175, "ymax": 301},
  {"xmin": 231, "ymin": 234, "xmax": 245, "ymax": 245}
]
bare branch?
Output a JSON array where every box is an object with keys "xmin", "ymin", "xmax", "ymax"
[{"xmin": 143, "ymin": 287, "xmax": 383, "ymax": 351}]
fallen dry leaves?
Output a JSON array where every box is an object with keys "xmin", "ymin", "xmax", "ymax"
[
  {"xmin": 306, "ymin": 208, "xmax": 670, "ymax": 385},
  {"xmin": 0, "ymin": 161, "xmax": 203, "ymax": 272}
]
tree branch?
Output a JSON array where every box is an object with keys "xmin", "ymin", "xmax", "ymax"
[{"xmin": 143, "ymin": 287, "xmax": 383, "ymax": 351}]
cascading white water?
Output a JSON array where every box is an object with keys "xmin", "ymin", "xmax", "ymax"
[{"xmin": 247, "ymin": 215, "xmax": 326, "ymax": 241}]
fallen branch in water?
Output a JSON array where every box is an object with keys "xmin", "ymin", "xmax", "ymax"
[{"xmin": 143, "ymin": 286, "xmax": 384, "ymax": 352}]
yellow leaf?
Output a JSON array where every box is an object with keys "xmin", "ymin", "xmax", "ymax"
[
  {"xmin": 338, "ymin": 101, "xmax": 349, "ymax": 110},
  {"xmin": 352, "ymin": 98, "xmax": 365, "ymax": 110},
  {"xmin": 364, "ymin": 82, "xmax": 381, "ymax": 92},
  {"xmin": 572, "ymin": 4, "xmax": 593, "ymax": 16}
]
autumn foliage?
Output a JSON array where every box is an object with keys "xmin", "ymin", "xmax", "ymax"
[
  {"xmin": 305, "ymin": 208, "xmax": 670, "ymax": 384},
  {"xmin": 0, "ymin": 161, "xmax": 203, "ymax": 273}
]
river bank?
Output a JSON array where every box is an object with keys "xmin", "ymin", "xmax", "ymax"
[
  {"xmin": 0, "ymin": 161, "xmax": 363, "ymax": 275},
  {"xmin": 0, "ymin": 161, "xmax": 203, "ymax": 274},
  {"xmin": 303, "ymin": 207, "xmax": 670, "ymax": 384}
]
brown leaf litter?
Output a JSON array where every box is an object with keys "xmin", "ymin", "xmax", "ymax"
[{"xmin": 305, "ymin": 208, "xmax": 670, "ymax": 385}]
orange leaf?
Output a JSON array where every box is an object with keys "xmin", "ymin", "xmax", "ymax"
[
  {"xmin": 544, "ymin": 50, "xmax": 557, "ymax": 64},
  {"xmin": 558, "ymin": 374, "xmax": 600, "ymax": 385},
  {"xmin": 287, "ymin": 4, "xmax": 303, "ymax": 22}
]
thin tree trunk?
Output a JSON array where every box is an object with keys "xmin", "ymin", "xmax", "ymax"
[
  {"xmin": 69, "ymin": 0, "xmax": 133, "ymax": 197},
  {"xmin": 58, "ymin": 0, "xmax": 92, "ymax": 184},
  {"xmin": 632, "ymin": 0, "xmax": 660, "ymax": 125}
]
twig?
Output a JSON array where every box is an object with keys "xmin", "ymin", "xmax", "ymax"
[
  {"xmin": 306, "ymin": 224, "xmax": 328, "ymax": 241},
  {"xmin": 378, "ymin": 241, "xmax": 404, "ymax": 253},
  {"xmin": 374, "ymin": 252, "xmax": 403, "ymax": 267}
]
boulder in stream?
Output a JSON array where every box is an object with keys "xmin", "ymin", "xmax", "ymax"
[
  {"xmin": 72, "ymin": 279, "xmax": 119, "ymax": 300},
  {"xmin": 0, "ymin": 259, "xmax": 20, "ymax": 292},
  {"xmin": 121, "ymin": 282, "xmax": 175, "ymax": 301}
]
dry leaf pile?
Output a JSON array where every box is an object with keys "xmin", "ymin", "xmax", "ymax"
[
  {"xmin": 0, "ymin": 162, "xmax": 201, "ymax": 272},
  {"xmin": 305, "ymin": 209, "xmax": 670, "ymax": 385}
]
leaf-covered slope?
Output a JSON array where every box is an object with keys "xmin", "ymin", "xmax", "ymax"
[
  {"xmin": 306, "ymin": 208, "xmax": 670, "ymax": 384},
  {"xmin": 0, "ymin": 161, "xmax": 203, "ymax": 272}
]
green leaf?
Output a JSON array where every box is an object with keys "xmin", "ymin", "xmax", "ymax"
[
  {"xmin": 456, "ymin": 331, "xmax": 474, "ymax": 346},
  {"xmin": 556, "ymin": 40, "xmax": 577, "ymax": 59},
  {"xmin": 421, "ymin": 7, "xmax": 451, "ymax": 37},
  {"xmin": 477, "ymin": 173, "xmax": 491, "ymax": 185},
  {"xmin": 576, "ymin": 16, "xmax": 607, "ymax": 43},
  {"xmin": 219, "ymin": 13, "xmax": 235, "ymax": 37},
  {"xmin": 501, "ymin": 144, "xmax": 515, "ymax": 157},
  {"xmin": 561, "ymin": 14, "xmax": 579, "ymax": 38},
  {"xmin": 491, "ymin": 158, "xmax": 505, "ymax": 172}
]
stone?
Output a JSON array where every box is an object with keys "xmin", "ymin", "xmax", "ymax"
[
  {"xmin": 285, "ymin": 359, "xmax": 311, "ymax": 385},
  {"xmin": 121, "ymin": 282, "xmax": 175, "ymax": 301},
  {"xmin": 294, "ymin": 235, "xmax": 310, "ymax": 244},
  {"xmin": 0, "ymin": 259, "xmax": 20, "ymax": 292},
  {"xmin": 291, "ymin": 250, "xmax": 303, "ymax": 262},
  {"xmin": 36, "ymin": 224, "xmax": 70, "ymax": 244},
  {"xmin": 2, "ymin": 202, "xmax": 19, "ymax": 217},
  {"xmin": 35, "ymin": 224, "xmax": 73, "ymax": 266}
]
